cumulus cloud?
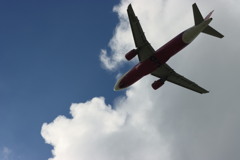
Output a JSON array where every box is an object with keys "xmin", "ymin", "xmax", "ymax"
[
  {"xmin": 41, "ymin": 97, "xmax": 170, "ymax": 160},
  {"xmin": 42, "ymin": 0, "xmax": 240, "ymax": 160}
]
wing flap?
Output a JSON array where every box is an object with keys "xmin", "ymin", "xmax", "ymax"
[{"xmin": 151, "ymin": 64, "xmax": 209, "ymax": 94}]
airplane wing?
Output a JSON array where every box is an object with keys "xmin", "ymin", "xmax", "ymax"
[
  {"xmin": 151, "ymin": 64, "xmax": 209, "ymax": 94},
  {"xmin": 127, "ymin": 4, "xmax": 155, "ymax": 61}
]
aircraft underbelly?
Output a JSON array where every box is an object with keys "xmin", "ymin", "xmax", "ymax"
[
  {"xmin": 155, "ymin": 32, "xmax": 188, "ymax": 64},
  {"xmin": 119, "ymin": 60, "xmax": 157, "ymax": 88}
]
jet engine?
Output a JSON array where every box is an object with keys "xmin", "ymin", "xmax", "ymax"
[
  {"xmin": 125, "ymin": 49, "xmax": 138, "ymax": 61},
  {"xmin": 152, "ymin": 79, "xmax": 165, "ymax": 90}
]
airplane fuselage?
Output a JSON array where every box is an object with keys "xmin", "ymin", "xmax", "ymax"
[{"xmin": 114, "ymin": 18, "xmax": 212, "ymax": 90}]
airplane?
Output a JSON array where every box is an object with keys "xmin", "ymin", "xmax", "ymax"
[{"xmin": 114, "ymin": 3, "xmax": 224, "ymax": 94}]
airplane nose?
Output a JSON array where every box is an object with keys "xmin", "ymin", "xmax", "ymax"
[
  {"xmin": 114, "ymin": 80, "xmax": 124, "ymax": 91},
  {"xmin": 114, "ymin": 80, "xmax": 121, "ymax": 91},
  {"xmin": 114, "ymin": 73, "xmax": 127, "ymax": 91},
  {"xmin": 114, "ymin": 83, "xmax": 120, "ymax": 91}
]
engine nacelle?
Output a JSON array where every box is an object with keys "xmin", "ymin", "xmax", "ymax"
[
  {"xmin": 152, "ymin": 79, "xmax": 165, "ymax": 90},
  {"xmin": 125, "ymin": 49, "xmax": 138, "ymax": 61}
]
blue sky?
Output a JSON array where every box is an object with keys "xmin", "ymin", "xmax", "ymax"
[{"xmin": 0, "ymin": 1, "xmax": 120, "ymax": 159}]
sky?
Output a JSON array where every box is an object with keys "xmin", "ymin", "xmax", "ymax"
[
  {"xmin": 0, "ymin": 1, "xmax": 118, "ymax": 160},
  {"xmin": 1, "ymin": 0, "xmax": 240, "ymax": 160}
]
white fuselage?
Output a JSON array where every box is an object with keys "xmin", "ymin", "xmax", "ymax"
[{"xmin": 183, "ymin": 18, "xmax": 212, "ymax": 43}]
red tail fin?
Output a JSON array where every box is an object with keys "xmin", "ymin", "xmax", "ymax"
[{"xmin": 204, "ymin": 10, "xmax": 214, "ymax": 20}]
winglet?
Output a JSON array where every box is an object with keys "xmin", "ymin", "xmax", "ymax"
[
  {"xmin": 201, "ymin": 90, "xmax": 209, "ymax": 94},
  {"xmin": 128, "ymin": 4, "xmax": 132, "ymax": 9},
  {"xmin": 127, "ymin": 4, "xmax": 136, "ymax": 18}
]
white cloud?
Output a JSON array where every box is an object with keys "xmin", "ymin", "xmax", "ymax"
[
  {"xmin": 41, "ymin": 97, "xmax": 170, "ymax": 160},
  {"xmin": 99, "ymin": 49, "xmax": 119, "ymax": 71},
  {"xmin": 42, "ymin": 0, "xmax": 240, "ymax": 160}
]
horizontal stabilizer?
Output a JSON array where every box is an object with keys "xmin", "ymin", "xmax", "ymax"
[
  {"xmin": 192, "ymin": 3, "xmax": 204, "ymax": 25},
  {"xmin": 202, "ymin": 25, "xmax": 224, "ymax": 38}
]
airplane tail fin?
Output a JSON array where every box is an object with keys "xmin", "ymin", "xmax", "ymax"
[{"xmin": 192, "ymin": 3, "xmax": 224, "ymax": 38}]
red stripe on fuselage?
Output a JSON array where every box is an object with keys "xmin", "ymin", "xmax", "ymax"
[
  {"xmin": 118, "ymin": 32, "xmax": 188, "ymax": 89},
  {"xmin": 118, "ymin": 60, "xmax": 157, "ymax": 89},
  {"xmin": 155, "ymin": 32, "xmax": 188, "ymax": 64}
]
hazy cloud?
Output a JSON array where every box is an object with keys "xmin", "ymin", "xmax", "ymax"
[
  {"xmin": 42, "ymin": 0, "xmax": 240, "ymax": 160},
  {"xmin": 1, "ymin": 147, "xmax": 11, "ymax": 160}
]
